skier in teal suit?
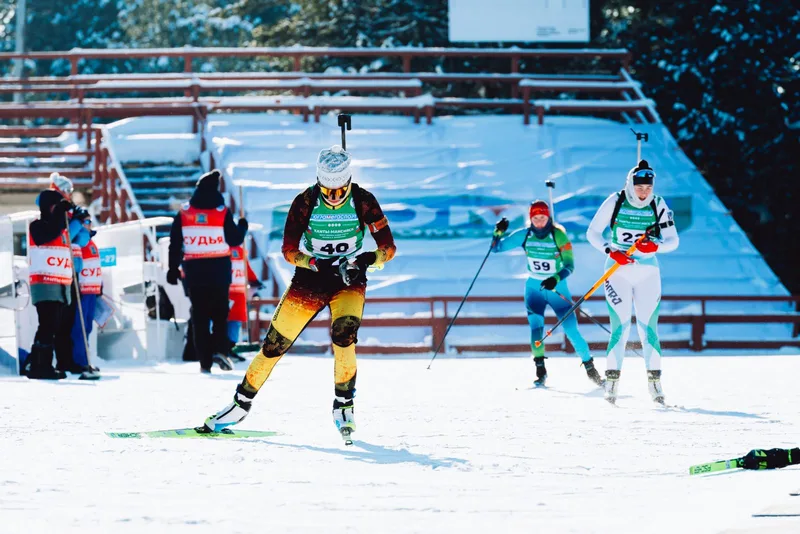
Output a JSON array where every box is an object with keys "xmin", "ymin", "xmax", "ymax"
[{"xmin": 493, "ymin": 200, "xmax": 603, "ymax": 388}]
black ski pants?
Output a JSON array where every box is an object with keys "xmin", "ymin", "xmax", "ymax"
[
  {"xmin": 34, "ymin": 301, "xmax": 66, "ymax": 349},
  {"xmin": 54, "ymin": 282, "xmax": 78, "ymax": 370},
  {"xmin": 188, "ymin": 284, "xmax": 230, "ymax": 370}
]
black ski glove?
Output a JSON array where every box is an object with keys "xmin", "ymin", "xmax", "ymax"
[
  {"xmin": 493, "ymin": 217, "xmax": 509, "ymax": 238},
  {"xmin": 742, "ymin": 448, "xmax": 800, "ymax": 470},
  {"xmin": 73, "ymin": 205, "xmax": 91, "ymax": 222},
  {"xmin": 52, "ymin": 199, "xmax": 73, "ymax": 222},
  {"xmin": 339, "ymin": 252, "xmax": 376, "ymax": 286},
  {"xmin": 309, "ymin": 256, "xmax": 338, "ymax": 275},
  {"xmin": 166, "ymin": 269, "xmax": 181, "ymax": 285},
  {"xmin": 540, "ymin": 276, "xmax": 559, "ymax": 291}
]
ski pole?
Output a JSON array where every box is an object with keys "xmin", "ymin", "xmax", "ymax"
[
  {"xmin": 239, "ymin": 185, "xmax": 252, "ymax": 345},
  {"xmin": 64, "ymin": 213, "xmax": 98, "ymax": 379},
  {"xmin": 338, "ymin": 113, "xmax": 352, "ymax": 150},
  {"xmin": 551, "ymin": 289, "xmax": 611, "ymax": 335},
  {"xmin": 545, "ymin": 179, "xmax": 556, "ymax": 219},
  {"xmin": 427, "ymin": 240, "xmax": 495, "ymax": 369},
  {"xmin": 630, "ymin": 128, "xmax": 649, "ymax": 162},
  {"xmin": 534, "ymin": 233, "xmax": 649, "ymax": 349},
  {"xmin": 550, "ymin": 289, "xmax": 643, "ymax": 357}
]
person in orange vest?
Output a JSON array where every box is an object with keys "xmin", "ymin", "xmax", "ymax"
[
  {"xmin": 69, "ymin": 218, "xmax": 103, "ymax": 374},
  {"xmin": 46, "ymin": 173, "xmax": 94, "ymax": 374},
  {"xmin": 166, "ymin": 170, "xmax": 248, "ymax": 373},
  {"xmin": 25, "ymin": 189, "xmax": 83, "ymax": 379},
  {"xmin": 227, "ymin": 245, "xmax": 262, "ymax": 362}
]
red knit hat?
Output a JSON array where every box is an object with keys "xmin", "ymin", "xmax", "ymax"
[{"xmin": 529, "ymin": 200, "xmax": 550, "ymax": 220}]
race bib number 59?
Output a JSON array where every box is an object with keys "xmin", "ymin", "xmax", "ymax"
[{"xmin": 527, "ymin": 258, "xmax": 556, "ymax": 274}]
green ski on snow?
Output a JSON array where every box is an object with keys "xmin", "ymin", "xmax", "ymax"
[
  {"xmin": 107, "ymin": 428, "xmax": 278, "ymax": 439},
  {"xmin": 689, "ymin": 458, "xmax": 743, "ymax": 475}
]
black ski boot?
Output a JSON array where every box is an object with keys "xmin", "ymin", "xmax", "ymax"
[
  {"xmin": 582, "ymin": 358, "xmax": 605, "ymax": 387},
  {"xmin": 228, "ymin": 340, "xmax": 246, "ymax": 363},
  {"xmin": 533, "ymin": 356, "xmax": 547, "ymax": 387},
  {"xmin": 212, "ymin": 352, "xmax": 234, "ymax": 371},
  {"xmin": 27, "ymin": 343, "xmax": 66, "ymax": 380}
]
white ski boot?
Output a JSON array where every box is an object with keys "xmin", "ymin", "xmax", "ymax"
[
  {"xmin": 604, "ymin": 370, "xmax": 620, "ymax": 405},
  {"xmin": 203, "ymin": 385, "xmax": 254, "ymax": 432},
  {"xmin": 333, "ymin": 404, "xmax": 356, "ymax": 445},
  {"xmin": 648, "ymin": 370, "xmax": 665, "ymax": 405}
]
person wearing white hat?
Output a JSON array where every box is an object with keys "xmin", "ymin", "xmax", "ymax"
[
  {"xmin": 586, "ymin": 160, "xmax": 679, "ymax": 405},
  {"xmin": 202, "ymin": 145, "xmax": 396, "ymax": 443},
  {"xmin": 50, "ymin": 172, "xmax": 74, "ymax": 199}
]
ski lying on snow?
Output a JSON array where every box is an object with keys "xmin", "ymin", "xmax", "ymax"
[
  {"xmin": 689, "ymin": 458, "xmax": 743, "ymax": 475},
  {"xmin": 106, "ymin": 428, "xmax": 278, "ymax": 439}
]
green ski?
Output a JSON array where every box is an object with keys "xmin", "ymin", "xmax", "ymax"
[
  {"xmin": 689, "ymin": 457, "xmax": 743, "ymax": 475},
  {"xmin": 107, "ymin": 427, "xmax": 278, "ymax": 439}
]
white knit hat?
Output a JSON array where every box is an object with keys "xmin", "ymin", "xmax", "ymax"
[
  {"xmin": 316, "ymin": 145, "xmax": 352, "ymax": 188},
  {"xmin": 50, "ymin": 172, "xmax": 74, "ymax": 197}
]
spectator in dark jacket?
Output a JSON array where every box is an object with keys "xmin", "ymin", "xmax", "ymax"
[
  {"xmin": 25, "ymin": 190, "xmax": 83, "ymax": 379},
  {"xmin": 167, "ymin": 170, "xmax": 248, "ymax": 373}
]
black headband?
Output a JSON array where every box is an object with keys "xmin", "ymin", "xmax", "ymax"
[{"xmin": 632, "ymin": 168, "xmax": 655, "ymax": 185}]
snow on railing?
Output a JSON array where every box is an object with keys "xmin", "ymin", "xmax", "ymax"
[{"xmin": 97, "ymin": 127, "xmax": 156, "ymax": 251}]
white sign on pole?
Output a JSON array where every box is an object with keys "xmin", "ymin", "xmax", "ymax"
[{"xmin": 448, "ymin": 0, "xmax": 590, "ymax": 43}]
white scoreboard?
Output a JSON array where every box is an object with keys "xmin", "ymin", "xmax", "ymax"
[{"xmin": 448, "ymin": 0, "xmax": 590, "ymax": 43}]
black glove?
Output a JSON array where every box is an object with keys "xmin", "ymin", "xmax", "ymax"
[
  {"xmin": 237, "ymin": 217, "xmax": 249, "ymax": 234},
  {"xmin": 339, "ymin": 252, "xmax": 376, "ymax": 285},
  {"xmin": 166, "ymin": 269, "xmax": 181, "ymax": 286},
  {"xmin": 309, "ymin": 256, "xmax": 338, "ymax": 275},
  {"xmin": 73, "ymin": 205, "xmax": 91, "ymax": 221},
  {"xmin": 742, "ymin": 448, "xmax": 800, "ymax": 470},
  {"xmin": 339, "ymin": 261, "xmax": 363, "ymax": 286},
  {"xmin": 540, "ymin": 276, "xmax": 559, "ymax": 291},
  {"xmin": 52, "ymin": 199, "xmax": 73, "ymax": 220},
  {"xmin": 493, "ymin": 217, "xmax": 509, "ymax": 238}
]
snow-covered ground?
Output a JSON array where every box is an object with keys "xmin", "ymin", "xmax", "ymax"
[{"xmin": 2, "ymin": 353, "xmax": 799, "ymax": 534}]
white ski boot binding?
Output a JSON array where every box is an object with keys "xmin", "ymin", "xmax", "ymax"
[
  {"xmin": 203, "ymin": 385, "xmax": 254, "ymax": 432},
  {"xmin": 604, "ymin": 370, "xmax": 620, "ymax": 405},
  {"xmin": 333, "ymin": 404, "xmax": 356, "ymax": 446},
  {"xmin": 648, "ymin": 370, "xmax": 665, "ymax": 405}
]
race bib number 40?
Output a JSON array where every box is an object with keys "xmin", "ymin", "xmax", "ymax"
[
  {"xmin": 311, "ymin": 236, "xmax": 357, "ymax": 257},
  {"xmin": 527, "ymin": 258, "xmax": 556, "ymax": 275}
]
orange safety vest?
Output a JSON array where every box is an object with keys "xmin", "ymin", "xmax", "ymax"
[
  {"xmin": 79, "ymin": 240, "xmax": 103, "ymax": 295},
  {"xmin": 180, "ymin": 204, "xmax": 230, "ymax": 260},
  {"xmin": 28, "ymin": 229, "xmax": 72, "ymax": 286},
  {"xmin": 228, "ymin": 245, "xmax": 247, "ymax": 322}
]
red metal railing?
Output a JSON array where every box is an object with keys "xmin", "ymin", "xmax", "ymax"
[
  {"xmin": 246, "ymin": 295, "xmax": 800, "ymax": 354},
  {"xmin": 0, "ymin": 46, "xmax": 649, "ymax": 125},
  {"xmin": 0, "ymin": 46, "xmax": 632, "ymax": 76}
]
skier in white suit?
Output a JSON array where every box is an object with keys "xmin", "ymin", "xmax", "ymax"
[{"xmin": 586, "ymin": 160, "xmax": 679, "ymax": 405}]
